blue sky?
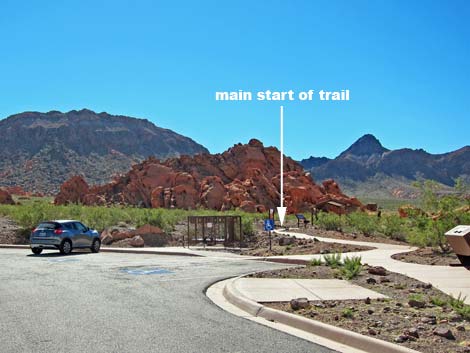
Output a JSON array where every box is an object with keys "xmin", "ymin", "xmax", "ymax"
[{"xmin": 0, "ymin": 0, "xmax": 469, "ymax": 160}]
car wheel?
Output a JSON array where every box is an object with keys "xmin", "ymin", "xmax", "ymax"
[
  {"xmin": 91, "ymin": 238, "xmax": 101, "ymax": 253},
  {"xmin": 31, "ymin": 248, "xmax": 43, "ymax": 255},
  {"xmin": 59, "ymin": 240, "xmax": 72, "ymax": 255}
]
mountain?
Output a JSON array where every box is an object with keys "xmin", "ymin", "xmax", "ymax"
[
  {"xmin": 0, "ymin": 109, "xmax": 208, "ymax": 194},
  {"xmin": 300, "ymin": 134, "xmax": 470, "ymax": 199},
  {"xmin": 54, "ymin": 139, "xmax": 362, "ymax": 213}
]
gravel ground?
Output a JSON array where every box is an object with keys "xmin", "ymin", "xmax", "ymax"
[
  {"xmin": 240, "ymin": 234, "xmax": 373, "ymax": 257},
  {"xmin": 392, "ymin": 247, "xmax": 460, "ymax": 266},
  {"xmin": 0, "ymin": 216, "xmax": 24, "ymax": 244},
  {"xmin": 253, "ymin": 265, "xmax": 470, "ymax": 353}
]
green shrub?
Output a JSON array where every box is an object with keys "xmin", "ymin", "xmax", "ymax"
[
  {"xmin": 430, "ymin": 296, "xmax": 447, "ymax": 307},
  {"xmin": 448, "ymin": 294, "xmax": 470, "ymax": 320},
  {"xmin": 315, "ymin": 212, "xmax": 344, "ymax": 231},
  {"xmin": 309, "ymin": 258, "xmax": 323, "ymax": 266},
  {"xmin": 346, "ymin": 212, "xmax": 378, "ymax": 236},
  {"xmin": 408, "ymin": 293, "xmax": 425, "ymax": 302},
  {"xmin": 323, "ymin": 253, "xmax": 342, "ymax": 268},
  {"xmin": 380, "ymin": 215, "xmax": 405, "ymax": 240},
  {"xmin": 341, "ymin": 308, "xmax": 354, "ymax": 318},
  {"xmin": 341, "ymin": 256, "xmax": 363, "ymax": 279}
]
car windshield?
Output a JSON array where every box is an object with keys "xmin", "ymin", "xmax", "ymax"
[{"xmin": 36, "ymin": 222, "xmax": 59, "ymax": 230}]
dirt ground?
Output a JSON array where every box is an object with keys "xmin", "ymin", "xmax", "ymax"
[
  {"xmin": 252, "ymin": 266, "xmax": 470, "ymax": 353},
  {"xmin": 392, "ymin": 247, "xmax": 461, "ymax": 266},
  {"xmin": 0, "ymin": 216, "xmax": 25, "ymax": 244},
  {"xmin": 240, "ymin": 234, "xmax": 373, "ymax": 256}
]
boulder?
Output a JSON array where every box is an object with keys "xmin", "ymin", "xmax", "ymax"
[
  {"xmin": 279, "ymin": 237, "xmax": 295, "ymax": 246},
  {"xmin": 433, "ymin": 326, "xmax": 455, "ymax": 340},
  {"xmin": 408, "ymin": 299, "xmax": 426, "ymax": 309},
  {"xmin": 368, "ymin": 266, "xmax": 388, "ymax": 276},
  {"xmin": 290, "ymin": 298, "xmax": 310, "ymax": 310},
  {"xmin": 134, "ymin": 224, "xmax": 172, "ymax": 247},
  {"xmin": 54, "ymin": 176, "xmax": 89, "ymax": 205},
  {"xmin": 0, "ymin": 189, "xmax": 15, "ymax": 205},
  {"xmin": 129, "ymin": 235, "xmax": 145, "ymax": 247}
]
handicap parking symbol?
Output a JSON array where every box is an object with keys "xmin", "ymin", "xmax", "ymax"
[{"xmin": 121, "ymin": 268, "xmax": 173, "ymax": 275}]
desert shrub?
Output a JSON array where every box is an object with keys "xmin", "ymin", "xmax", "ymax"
[
  {"xmin": 309, "ymin": 258, "xmax": 323, "ymax": 266},
  {"xmin": 315, "ymin": 212, "xmax": 344, "ymax": 231},
  {"xmin": 323, "ymin": 253, "xmax": 342, "ymax": 268},
  {"xmin": 380, "ymin": 215, "xmax": 406, "ymax": 241},
  {"xmin": 346, "ymin": 212, "xmax": 378, "ymax": 236},
  {"xmin": 341, "ymin": 256, "xmax": 363, "ymax": 279},
  {"xmin": 408, "ymin": 293, "xmax": 425, "ymax": 302},
  {"xmin": 341, "ymin": 308, "xmax": 354, "ymax": 318},
  {"xmin": 0, "ymin": 200, "xmax": 258, "ymax": 235},
  {"xmin": 448, "ymin": 294, "xmax": 470, "ymax": 320},
  {"xmin": 430, "ymin": 296, "xmax": 447, "ymax": 307}
]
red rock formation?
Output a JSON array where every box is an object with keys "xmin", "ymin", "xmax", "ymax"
[
  {"xmin": 55, "ymin": 139, "xmax": 362, "ymax": 214},
  {"xmin": 0, "ymin": 189, "xmax": 15, "ymax": 205},
  {"xmin": 54, "ymin": 176, "xmax": 90, "ymax": 205}
]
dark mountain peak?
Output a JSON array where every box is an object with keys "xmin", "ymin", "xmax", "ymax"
[
  {"xmin": 300, "ymin": 156, "xmax": 331, "ymax": 170},
  {"xmin": 339, "ymin": 134, "xmax": 388, "ymax": 158}
]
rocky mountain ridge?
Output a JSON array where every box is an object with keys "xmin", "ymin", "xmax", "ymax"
[
  {"xmin": 0, "ymin": 109, "xmax": 208, "ymax": 194},
  {"xmin": 300, "ymin": 134, "xmax": 470, "ymax": 198}
]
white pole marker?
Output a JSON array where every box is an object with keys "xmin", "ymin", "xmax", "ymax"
[{"xmin": 277, "ymin": 106, "xmax": 287, "ymax": 226}]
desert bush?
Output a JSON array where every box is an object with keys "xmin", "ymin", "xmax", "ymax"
[
  {"xmin": 346, "ymin": 212, "xmax": 378, "ymax": 236},
  {"xmin": 430, "ymin": 296, "xmax": 447, "ymax": 307},
  {"xmin": 309, "ymin": 258, "xmax": 323, "ymax": 266},
  {"xmin": 0, "ymin": 200, "xmax": 258, "ymax": 235},
  {"xmin": 341, "ymin": 256, "xmax": 363, "ymax": 279},
  {"xmin": 408, "ymin": 293, "xmax": 425, "ymax": 302},
  {"xmin": 341, "ymin": 308, "xmax": 354, "ymax": 318},
  {"xmin": 323, "ymin": 253, "xmax": 342, "ymax": 268},
  {"xmin": 448, "ymin": 294, "xmax": 470, "ymax": 320},
  {"xmin": 380, "ymin": 215, "xmax": 406, "ymax": 241},
  {"xmin": 315, "ymin": 212, "xmax": 344, "ymax": 231}
]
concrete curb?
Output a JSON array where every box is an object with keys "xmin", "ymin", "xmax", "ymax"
[
  {"xmin": 0, "ymin": 244, "xmax": 202, "ymax": 257},
  {"xmin": 223, "ymin": 276, "xmax": 420, "ymax": 353}
]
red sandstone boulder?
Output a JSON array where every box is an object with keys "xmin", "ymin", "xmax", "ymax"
[
  {"xmin": 0, "ymin": 189, "xmax": 15, "ymax": 205},
  {"xmin": 54, "ymin": 176, "xmax": 90, "ymax": 205}
]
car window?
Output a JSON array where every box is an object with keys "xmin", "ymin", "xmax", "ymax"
[
  {"xmin": 74, "ymin": 222, "xmax": 87, "ymax": 232},
  {"xmin": 63, "ymin": 223, "xmax": 76, "ymax": 230},
  {"xmin": 37, "ymin": 222, "xmax": 59, "ymax": 230}
]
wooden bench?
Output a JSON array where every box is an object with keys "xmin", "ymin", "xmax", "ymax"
[{"xmin": 295, "ymin": 214, "xmax": 310, "ymax": 228}]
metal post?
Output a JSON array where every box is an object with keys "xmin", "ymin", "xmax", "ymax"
[
  {"xmin": 239, "ymin": 216, "xmax": 242, "ymax": 250},
  {"xmin": 269, "ymin": 230, "xmax": 272, "ymax": 251},
  {"xmin": 202, "ymin": 217, "xmax": 206, "ymax": 248},
  {"xmin": 185, "ymin": 217, "xmax": 189, "ymax": 248}
]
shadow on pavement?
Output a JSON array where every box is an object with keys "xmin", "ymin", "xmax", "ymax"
[{"xmin": 27, "ymin": 251, "xmax": 92, "ymax": 258}]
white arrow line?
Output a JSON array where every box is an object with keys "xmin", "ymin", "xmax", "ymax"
[{"xmin": 277, "ymin": 106, "xmax": 287, "ymax": 226}]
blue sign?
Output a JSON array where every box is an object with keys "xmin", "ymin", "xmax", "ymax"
[
  {"xmin": 49, "ymin": 258, "xmax": 80, "ymax": 263},
  {"xmin": 264, "ymin": 219, "xmax": 274, "ymax": 231},
  {"xmin": 121, "ymin": 268, "xmax": 173, "ymax": 275}
]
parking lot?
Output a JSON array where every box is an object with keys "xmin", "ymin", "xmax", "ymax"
[{"xmin": 0, "ymin": 249, "xmax": 334, "ymax": 353}]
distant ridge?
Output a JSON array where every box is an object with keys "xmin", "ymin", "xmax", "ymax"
[
  {"xmin": 300, "ymin": 134, "xmax": 470, "ymax": 199},
  {"xmin": 0, "ymin": 109, "xmax": 209, "ymax": 194}
]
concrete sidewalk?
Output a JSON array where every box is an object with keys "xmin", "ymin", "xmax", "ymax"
[
  {"xmin": 235, "ymin": 278, "xmax": 387, "ymax": 302},
  {"xmin": 274, "ymin": 230, "xmax": 470, "ymax": 304}
]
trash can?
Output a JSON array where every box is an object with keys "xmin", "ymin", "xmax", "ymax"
[{"xmin": 445, "ymin": 225, "xmax": 470, "ymax": 266}]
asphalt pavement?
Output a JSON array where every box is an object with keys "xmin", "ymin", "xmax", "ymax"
[{"xmin": 0, "ymin": 249, "xmax": 335, "ymax": 353}]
